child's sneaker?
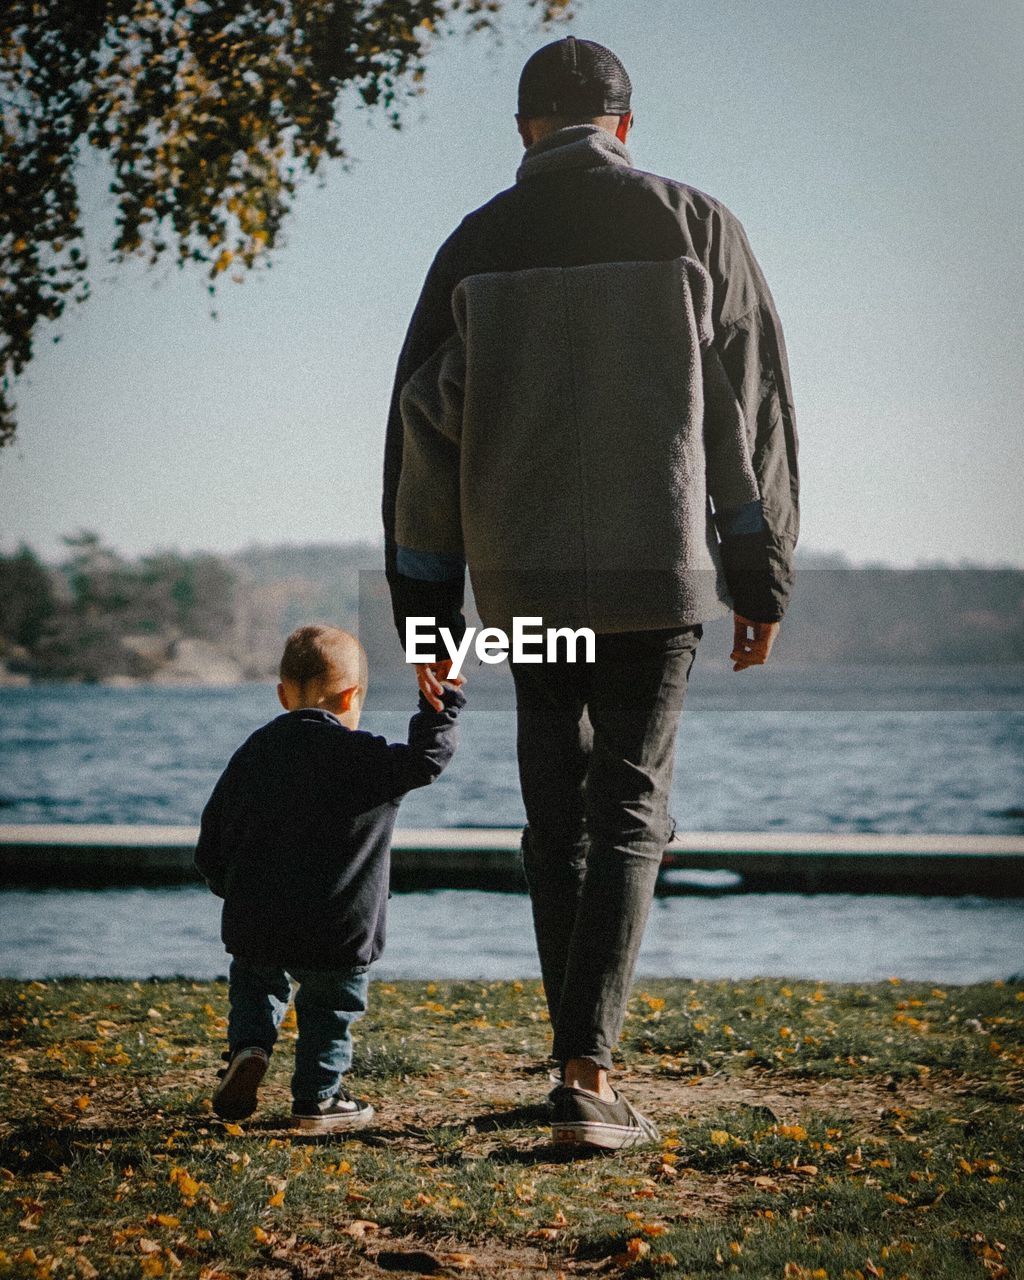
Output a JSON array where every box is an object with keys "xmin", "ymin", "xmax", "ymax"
[
  {"xmin": 550, "ymin": 1085, "xmax": 660, "ymax": 1151},
  {"xmin": 291, "ymin": 1085, "xmax": 374, "ymax": 1133},
  {"xmin": 212, "ymin": 1045, "xmax": 269, "ymax": 1121}
]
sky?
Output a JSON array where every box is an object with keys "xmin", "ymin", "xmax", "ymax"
[{"xmin": 2, "ymin": 0, "xmax": 1023, "ymax": 567}]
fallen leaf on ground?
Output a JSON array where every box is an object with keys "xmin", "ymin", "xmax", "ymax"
[
  {"xmin": 344, "ymin": 1220, "xmax": 380, "ymax": 1239},
  {"xmin": 168, "ymin": 1167, "xmax": 201, "ymax": 1199},
  {"xmin": 613, "ymin": 1237, "xmax": 651, "ymax": 1267}
]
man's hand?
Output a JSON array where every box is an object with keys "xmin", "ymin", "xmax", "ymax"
[
  {"xmin": 730, "ymin": 614, "xmax": 780, "ymax": 672},
  {"xmin": 415, "ymin": 660, "xmax": 465, "ymax": 711}
]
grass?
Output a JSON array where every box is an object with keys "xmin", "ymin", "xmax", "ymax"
[{"xmin": 0, "ymin": 976, "xmax": 1020, "ymax": 1278}]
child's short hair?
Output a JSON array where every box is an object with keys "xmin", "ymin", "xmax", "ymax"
[{"xmin": 280, "ymin": 625, "xmax": 368, "ymax": 694}]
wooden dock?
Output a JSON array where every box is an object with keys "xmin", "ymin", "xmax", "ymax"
[{"xmin": 1, "ymin": 825, "xmax": 1023, "ymax": 895}]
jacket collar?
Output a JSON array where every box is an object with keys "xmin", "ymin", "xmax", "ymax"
[
  {"xmin": 288, "ymin": 708, "xmax": 344, "ymax": 727},
  {"xmin": 516, "ymin": 124, "xmax": 633, "ymax": 184}
]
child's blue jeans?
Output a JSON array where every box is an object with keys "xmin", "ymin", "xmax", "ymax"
[{"xmin": 227, "ymin": 956, "xmax": 370, "ymax": 1102}]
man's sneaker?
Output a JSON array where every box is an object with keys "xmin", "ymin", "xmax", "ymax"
[
  {"xmin": 545, "ymin": 1068, "xmax": 564, "ymax": 1110},
  {"xmin": 212, "ymin": 1046, "xmax": 269, "ymax": 1121},
  {"xmin": 291, "ymin": 1085, "xmax": 374, "ymax": 1134},
  {"xmin": 550, "ymin": 1085, "xmax": 660, "ymax": 1151}
]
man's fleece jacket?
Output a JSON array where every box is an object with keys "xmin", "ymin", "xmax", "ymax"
[{"xmin": 383, "ymin": 125, "xmax": 799, "ymax": 636}]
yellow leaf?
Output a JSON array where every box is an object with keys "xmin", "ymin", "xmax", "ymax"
[
  {"xmin": 778, "ymin": 1124, "xmax": 807, "ymax": 1141},
  {"xmin": 614, "ymin": 1237, "xmax": 651, "ymax": 1265},
  {"xmin": 169, "ymin": 1168, "xmax": 201, "ymax": 1199},
  {"xmin": 266, "ymin": 1191, "xmax": 285, "ymax": 1208},
  {"xmin": 155, "ymin": 1215, "xmax": 180, "ymax": 1229},
  {"xmin": 222, "ymin": 1122, "xmax": 242, "ymax": 1136},
  {"xmin": 252, "ymin": 1226, "xmax": 270, "ymax": 1244},
  {"xmin": 709, "ymin": 1129, "xmax": 731, "ymax": 1146},
  {"xmin": 74, "ymin": 1096, "xmax": 91, "ymax": 1111}
]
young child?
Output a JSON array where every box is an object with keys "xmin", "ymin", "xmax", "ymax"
[{"xmin": 194, "ymin": 623, "xmax": 464, "ymax": 1133}]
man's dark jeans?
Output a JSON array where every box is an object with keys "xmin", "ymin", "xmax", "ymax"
[{"xmin": 511, "ymin": 625, "xmax": 701, "ymax": 1071}]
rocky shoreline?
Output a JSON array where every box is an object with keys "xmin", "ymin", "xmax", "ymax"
[{"xmin": 0, "ymin": 638, "xmax": 272, "ymax": 687}]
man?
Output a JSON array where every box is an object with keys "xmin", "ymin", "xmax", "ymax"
[{"xmin": 383, "ymin": 36, "xmax": 798, "ymax": 1148}]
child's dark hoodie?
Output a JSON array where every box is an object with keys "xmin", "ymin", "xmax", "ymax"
[{"xmin": 195, "ymin": 686, "xmax": 464, "ymax": 970}]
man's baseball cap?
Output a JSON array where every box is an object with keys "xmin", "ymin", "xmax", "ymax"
[{"xmin": 517, "ymin": 36, "xmax": 632, "ymax": 118}]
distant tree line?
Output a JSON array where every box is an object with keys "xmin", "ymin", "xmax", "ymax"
[
  {"xmin": 2, "ymin": 537, "xmax": 1022, "ymax": 681},
  {"xmin": 0, "ymin": 533, "xmax": 244, "ymax": 680}
]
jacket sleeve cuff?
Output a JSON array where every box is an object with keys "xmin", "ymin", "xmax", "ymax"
[
  {"xmin": 717, "ymin": 530, "xmax": 786, "ymax": 623},
  {"xmin": 417, "ymin": 685, "xmax": 467, "ymax": 716},
  {"xmin": 390, "ymin": 571, "xmax": 467, "ymax": 653},
  {"xmin": 396, "ymin": 546, "xmax": 466, "ymax": 582}
]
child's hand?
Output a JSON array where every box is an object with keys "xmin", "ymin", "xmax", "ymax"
[{"xmin": 416, "ymin": 661, "xmax": 465, "ymax": 711}]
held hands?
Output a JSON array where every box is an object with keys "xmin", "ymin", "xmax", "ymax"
[
  {"xmin": 416, "ymin": 660, "xmax": 466, "ymax": 712},
  {"xmin": 731, "ymin": 613, "xmax": 780, "ymax": 672}
]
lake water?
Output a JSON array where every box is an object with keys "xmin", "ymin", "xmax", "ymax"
[
  {"xmin": 1, "ymin": 665, "xmax": 1022, "ymax": 981},
  {"xmin": 0, "ymin": 886, "xmax": 1021, "ymax": 984}
]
